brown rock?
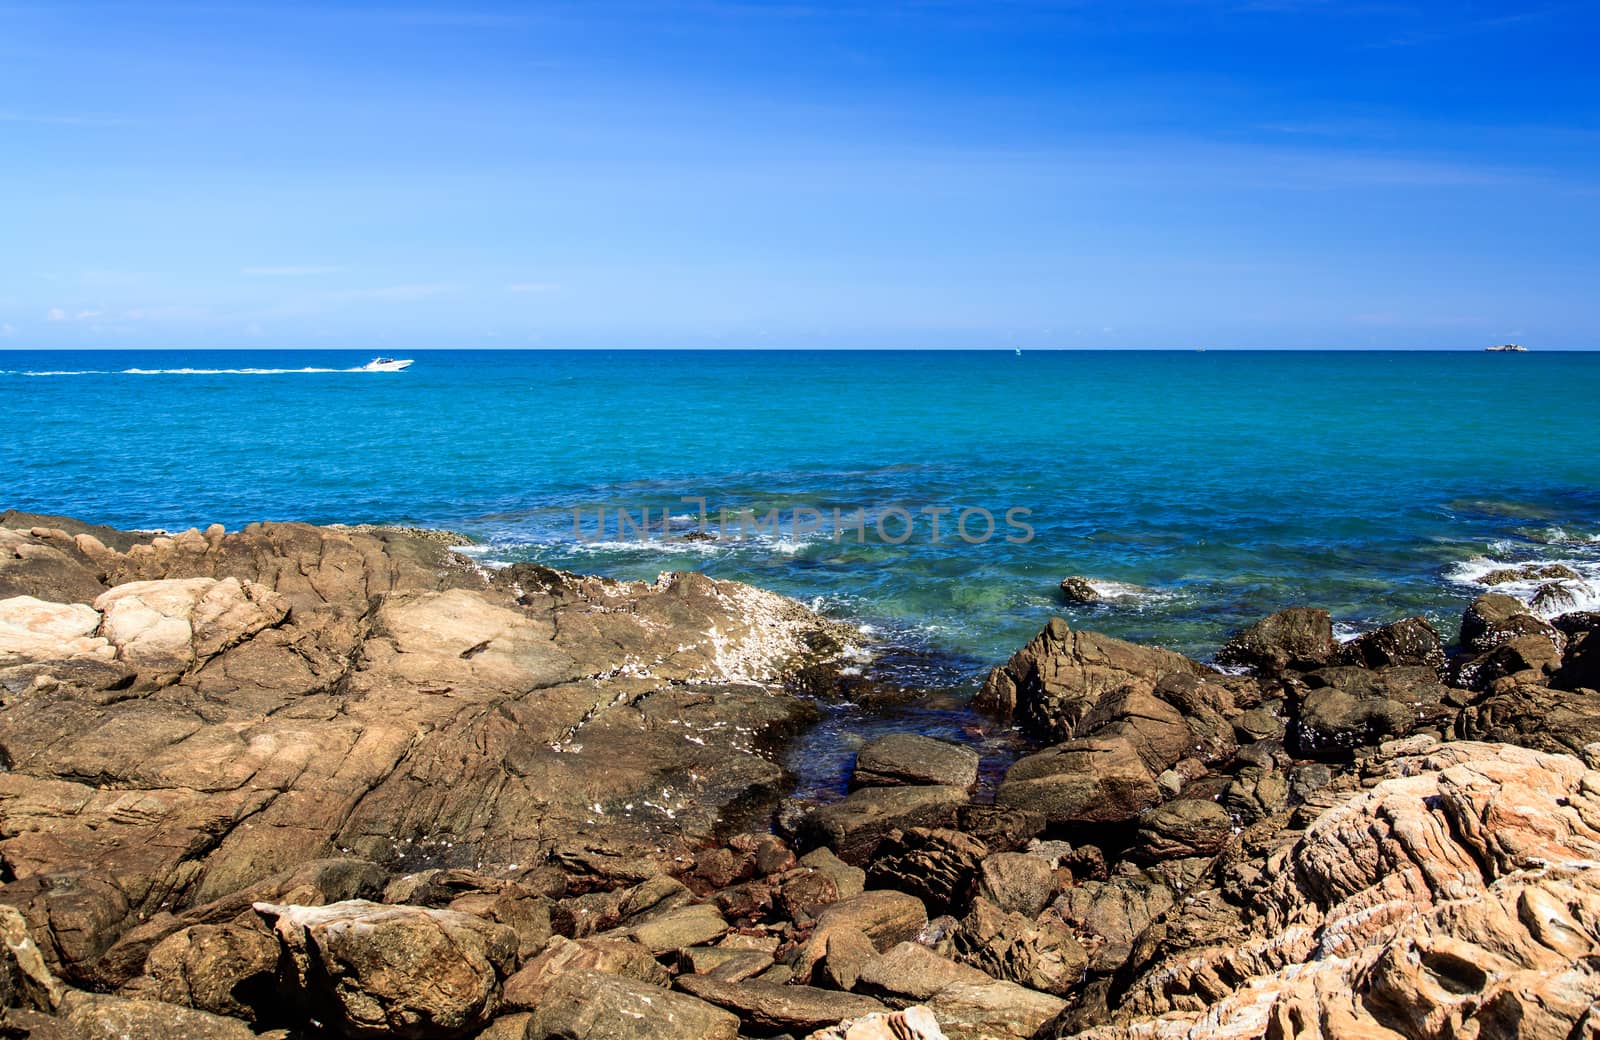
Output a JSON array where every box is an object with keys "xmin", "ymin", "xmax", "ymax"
[
  {"xmin": 814, "ymin": 925, "xmax": 878, "ymax": 990},
  {"xmin": 856, "ymin": 942, "xmax": 1066, "ymax": 1040},
  {"xmin": 119, "ymin": 923, "xmax": 278, "ymax": 1021},
  {"xmin": 1131, "ymin": 799, "xmax": 1233, "ymax": 862},
  {"xmin": 778, "ymin": 869, "xmax": 841, "ymax": 919},
  {"xmin": 950, "ymin": 897, "xmax": 1087, "ymax": 996},
  {"xmin": 1082, "ymin": 742, "xmax": 1600, "ymax": 1040},
  {"xmin": 1053, "ymin": 872, "xmax": 1175, "ymax": 975},
  {"xmin": 0, "ymin": 519, "xmax": 854, "ymax": 984},
  {"xmin": 530, "ymin": 969, "xmax": 740, "ymax": 1040},
  {"xmin": 55, "ymin": 990, "xmax": 258, "ymax": 1040},
  {"xmin": 623, "ymin": 902, "xmax": 728, "ymax": 955},
  {"xmin": 995, "ymin": 735, "xmax": 1162, "ymax": 826},
  {"xmin": 799, "ymin": 847, "xmax": 867, "ymax": 899},
  {"xmin": 816, "ymin": 891, "xmax": 930, "ymax": 953},
  {"xmin": 867, "ymin": 828, "xmax": 989, "ymax": 913},
  {"xmin": 852, "ymin": 734, "xmax": 980, "ymax": 789},
  {"xmin": 676, "ymin": 974, "xmax": 889, "ymax": 1033},
  {"xmin": 974, "ymin": 852, "xmax": 1056, "ymax": 917},
  {"xmin": 501, "ymin": 934, "xmax": 667, "ymax": 1011},
  {"xmin": 0, "ymin": 904, "xmax": 64, "ymax": 1012},
  {"xmin": 975, "ymin": 617, "xmax": 1208, "ymax": 742},
  {"xmin": 1335, "ymin": 616, "xmax": 1446, "ymax": 672},
  {"xmin": 1459, "ymin": 592, "xmax": 1563, "ymax": 655},
  {"xmin": 1215, "ymin": 607, "xmax": 1335, "ymax": 674},
  {"xmin": 1058, "ymin": 576, "xmax": 1100, "ymax": 603},
  {"xmin": 805, "ymin": 1005, "xmax": 949, "ymax": 1040},
  {"xmin": 798, "ymin": 785, "xmax": 968, "ymax": 865},
  {"xmin": 255, "ymin": 899, "xmax": 518, "ymax": 1039}
]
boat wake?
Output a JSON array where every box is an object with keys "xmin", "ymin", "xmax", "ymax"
[{"xmin": 2, "ymin": 366, "xmax": 399, "ymax": 376}]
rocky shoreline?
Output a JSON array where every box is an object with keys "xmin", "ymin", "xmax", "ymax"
[{"xmin": 1, "ymin": 511, "xmax": 1597, "ymax": 1039}]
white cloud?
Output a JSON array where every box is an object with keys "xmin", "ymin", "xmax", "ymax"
[
  {"xmin": 243, "ymin": 265, "xmax": 345, "ymax": 277},
  {"xmin": 509, "ymin": 281, "xmax": 561, "ymax": 294},
  {"xmin": 0, "ymin": 323, "xmax": 14, "ymax": 337},
  {"xmin": 46, "ymin": 307, "xmax": 107, "ymax": 323}
]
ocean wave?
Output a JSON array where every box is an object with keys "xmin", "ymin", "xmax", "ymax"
[
  {"xmin": 1084, "ymin": 578, "xmax": 1170, "ymax": 603},
  {"xmin": 1332, "ymin": 621, "xmax": 1364, "ymax": 644},
  {"xmin": 1444, "ymin": 552, "xmax": 1600, "ymax": 618}
]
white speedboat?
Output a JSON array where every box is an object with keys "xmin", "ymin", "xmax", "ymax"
[
  {"xmin": 361, "ymin": 357, "xmax": 414, "ymax": 372},
  {"xmin": 1484, "ymin": 343, "xmax": 1527, "ymax": 353}
]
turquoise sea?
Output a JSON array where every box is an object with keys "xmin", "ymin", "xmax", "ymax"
[{"xmin": 5, "ymin": 349, "xmax": 1598, "ymax": 791}]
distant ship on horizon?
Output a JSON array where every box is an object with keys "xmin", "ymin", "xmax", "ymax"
[{"xmin": 1484, "ymin": 343, "xmax": 1528, "ymax": 352}]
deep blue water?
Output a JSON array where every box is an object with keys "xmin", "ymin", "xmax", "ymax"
[{"xmin": 5, "ymin": 349, "xmax": 1598, "ymax": 791}]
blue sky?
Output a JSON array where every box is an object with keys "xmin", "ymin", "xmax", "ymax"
[{"xmin": 2, "ymin": 1, "xmax": 1597, "ymax": 349}]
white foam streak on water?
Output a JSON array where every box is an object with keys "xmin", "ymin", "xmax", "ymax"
[
  {"xmin": 1084, "ymin": 578, "xmax": 1171, "ymax": 604},
  {"xmin": 1445, "ymin": 551, "xmax": 1600, "ymax": 618},
  {"xmin": 1332, "ymin": 622, "xmax": 1364, "ymax": 643},
  {"xmin": 2, "ymin": 367, "xmax": 388, "ymax": 376}
]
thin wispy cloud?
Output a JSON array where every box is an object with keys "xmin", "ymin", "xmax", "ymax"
[
  {"xmin": 242, "ymin": 265, "xmax": 346, "ymax": 277},
  {"xmin": 46, "ymin": 307, "xmax": 101, "ymax": 322}
]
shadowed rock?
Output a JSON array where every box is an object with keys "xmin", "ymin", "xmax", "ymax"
[{"xmin": 1215, "ymin": 607, "xmax": 1335, "ymax": 674}]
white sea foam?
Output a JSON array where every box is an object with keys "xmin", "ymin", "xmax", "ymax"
[
  {"xmin": 124, "ymin": 366, "xmax": 347, "ymax": 375},
  {"xmin": 4, "ymin": 366, "xmax": 392, "ymax": 376},
  {"xmin": 1444, "ymin": 552, "xmax": 1600, "ymax": 618},
  {"xmin": 1332, "ymin": 622, "xmax": 1364, "ymax": 644},
  {"xmin": 1085, "ymin": 578, "xmax": 1169, "ymax": 603}
]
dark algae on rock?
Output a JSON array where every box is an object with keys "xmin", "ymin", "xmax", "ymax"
[{"xmin": 4, "ymin": 514, "xmax": 1600, "ymax": 1039}]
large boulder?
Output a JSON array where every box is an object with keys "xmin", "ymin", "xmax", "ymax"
[
  {"xmin": 119, "ymin": 923, "xmax": 278, "ymax": 1021},
  {"xmin": 1214, "ymin": 607, "xmax": 1335, "ymax": 674},
  {"xmin": 815, "ymin": 890, "xmax": 930, "ymax": 952},
  {"xmin": 852, "ymin": 734, "xmax": 980, "ymax": 789},
  {"xmin": 0, "ymin": 520, "xmax": 855, "ymax": 983},
  {"xmin": 975, "ymin": 618, "xmax": 1209, "ymax": 742},
  {"xmin": 1291, "ymin": 665, "xmax": 1451, "ymax": 754},
  {"xmin": 0, "ymin": 596, "xmax": 109, "ymax": 662},
  {"xmin": 1555, "ymin": 612, "xmax": 1600, "ymax": 691},
  {"xmin": 856, "ymin": 941, "xmax": 1066, "ymax": 1040},
  {"xmin": 1061, "ymin": 741, "xmax": 1600, "ymax": 1040},
  {"xmin": 950, "ymin": 897, "xmax": 1087, "ymax": 996},
  {"xmin": 798, "ymin": 785, "xmax": 968, "ymax": 865},
  {"xmin": 995, "ymin": 736, "xmax": 1162, "ymax": 826},
  {"xmin": 0, "ymin": 523, "xmax": 124, "ymax": 604},
  {"xmin": 95, "ymin": 576, "xmax": 289, "ymax": 678},
  {"xmin": 530, "ymin": 969, "xmax": 740, "ymax": 1040},
  {"xmin": 867, "ymin": 828, "xmax": 989, "ymax": 913},
  {"xmin": 54, "ymin": 990, "xmax": 259, "ymax": 1040},
  {"xmin": 1130, "ymin": 798, "xmax": 1233, "ymax": 862},
  {"xmin": 675, "ymin": 974, "xmax": 889, "ymax": 1034},
  {"xmin": 1052, "ymin": 873, "xmax": 1174, "ymax": 975},
  {"xmin": 1459, "ymin": 592, "xmax": 1563, "ymax": 655},
  {"xmin": 1455, "ymin": 683, "xmax": 1600, "ymax": 757},
  {"xmin": 502, "ymin": 935, "xmax": 667, "ymax": 1011},
  {"xmin": 255, "ymin": 900, "xmax": 519, "ymax": 1039},
  {"xmin": 1334, "ymin": 616, "xmax": 1446, "ymax": 672}
]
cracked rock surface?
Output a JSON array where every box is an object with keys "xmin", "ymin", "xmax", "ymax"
[{"xmin": 0, "ymin": 516, "xmax": 855, "ymax": 986}]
